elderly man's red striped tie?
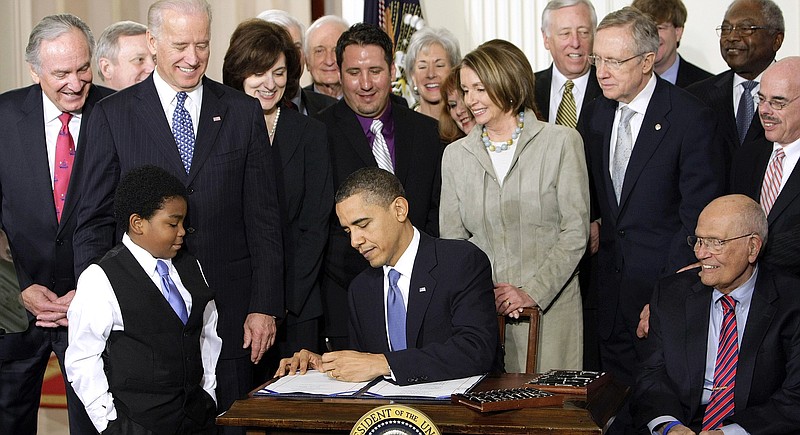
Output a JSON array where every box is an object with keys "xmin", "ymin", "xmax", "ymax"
[{"xmin": 703, "ymin": 295, "xmax": 738, "ymax": 430}]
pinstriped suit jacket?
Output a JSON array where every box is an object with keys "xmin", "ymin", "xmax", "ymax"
[{"xmin": 73, "ymin": 75, "xmax": 283, "ymax": 358}]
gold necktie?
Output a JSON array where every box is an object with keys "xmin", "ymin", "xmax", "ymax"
[{"xmin": 555, "ymin": 80, "xmax": 577, "ymax": 128}]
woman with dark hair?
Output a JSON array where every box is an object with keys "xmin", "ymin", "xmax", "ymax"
[
  {"xmin": 438, "ymin": 71, "xmax": 475, "ymax": 144},
  {"xmin": 440, "ymin": 40, "xmax": 589, "ymax": 372},
  {"xmin": 223, "ymin": 19, "xmax": 332, "ymax": 361}
]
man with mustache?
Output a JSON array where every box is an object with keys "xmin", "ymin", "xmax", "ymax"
[
  {"xmin": 0, "ymin": 13, "xmax": 112, "ymax": 435},
  {"xmin": 730, "ymin": 57, "xmax": 800, "ymax": 276},
  {"xmin": 686, "ymin": 0, "xmax": 784, "ymax": 166}
]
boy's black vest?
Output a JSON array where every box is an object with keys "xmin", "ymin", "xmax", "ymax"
[{"xmin": 99, "ymin": 245, "xmax": 215, "ymax": 434}]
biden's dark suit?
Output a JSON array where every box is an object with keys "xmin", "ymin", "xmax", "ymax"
[{"xmin": 73, "ymin": 75, "xmax": 283, "ymax": 415}]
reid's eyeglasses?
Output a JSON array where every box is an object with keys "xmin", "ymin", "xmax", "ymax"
[
  {"xmin": 687, "ymin": 233, "xmax": 754, "ymax": 254},
  {"xmin": 587, "ymin": 53, "xmax": 647, "ymax": 70},
  {"xmin": 716, "ymin": 25, "xmax": 770, "ymax": 37},
  {"xmin": 755, "ymin": 94, "xmax": 800, "ymax": 111}
]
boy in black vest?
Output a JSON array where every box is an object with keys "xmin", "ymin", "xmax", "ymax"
[{"xmin": 65, "ymin": 165, "xmax": 221, "ymax": 434}]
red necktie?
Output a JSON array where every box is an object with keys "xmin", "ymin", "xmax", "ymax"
[
  {"xmin": 703, "ymin": 295, "xmax": 738, "ymax": 430},
  {"xmin": 760, "ymin": 147, "xmax": 785, "ymax": 216},
  {"xmin": 53, "ymin": 112, "xmax": 75, "ymax": 222}
]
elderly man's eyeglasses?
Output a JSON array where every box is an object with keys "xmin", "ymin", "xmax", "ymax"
[
  {"xmin": 716, "ymin": 25, "xmax": 769, "ymax": 37},
  {"xmin": 755, "ymin": 94, "xmax": 800, "ymax": 111},
  {"xmin": 687, "ymin": 233, "xmax": 754, "ymax": 254},
  {"xmin": 587, "ymin": 53, "xmax": 646, "ymax": 70}
]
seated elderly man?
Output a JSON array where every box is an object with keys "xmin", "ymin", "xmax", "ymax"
[
  {"xmin": 275, "ymin": 168, "xmax": 498, "ymax": 385},
  {"xmin": 633, "ymin": 194, "xmax": 800, "ymax": 435}
]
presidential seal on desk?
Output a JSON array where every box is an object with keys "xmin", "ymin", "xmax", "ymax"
[{"xmin": 351, "ymin": 404, "xmax": 440, "ymax": 435}]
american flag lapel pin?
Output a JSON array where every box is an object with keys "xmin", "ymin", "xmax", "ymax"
[
  {"xmin": 419, "ymin": 287, "xmax": 426, "ymax": 293},
  {"xmin": 213, "ymin": 116, "xmax": 221, "ymax": 122}
]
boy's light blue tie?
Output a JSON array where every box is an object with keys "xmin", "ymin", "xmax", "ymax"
[
  {"xmin": 387, "ymin": 268, "xmax": 406, "ymax": 351},
  {"xmin": 156, "ymin": 260, "xmax": 189, "ymax": 324}
]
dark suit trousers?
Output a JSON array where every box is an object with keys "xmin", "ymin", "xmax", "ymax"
[
  {"xmin": 215, "ymin": 357, "xmax": 255, "ymax": 435},
  {"xmin": 0, "ymin": 323, "xmax": 97, "ymax": 435},
  {"xmin": 103, "ymin": 409, "xmax": 215, "ymax": 435}
]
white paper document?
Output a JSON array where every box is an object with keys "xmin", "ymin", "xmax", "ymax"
[
  {"xmin": 256, "ymin": 370, "xmax": 370, "ymax": 396},
  {"xmin": 363, "ymin": 375, "xmax": 484, "ymax": 399}
]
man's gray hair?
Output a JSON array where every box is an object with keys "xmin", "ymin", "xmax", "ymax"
[
  {"xmin": 26, "ymin": 14, "xmax": 95, "ymax": 72},
  {"xmin": 148, "ymin": 0, "xmax": 212, "ymax": 40},
  {"xmin": 304, "ymin": 15, "xmax": 349, "ymax": 58},
  {"xmin": 257, "ymin": 9, "xmax": 305, "ymax": 45},
  {"xmin": 597, "ymin": 6, "xmax": 659, "ymax": 56},
  {"xmin": 94, "ymin": 21, "xmax": 147, "ymax": 80},
  {"xmin": 541, "ymin": 0, "xmax": 597, "ymax": 36},
  {"xmin": 739, "ymin": 197, "xmax": 769, "ymax": 244}
]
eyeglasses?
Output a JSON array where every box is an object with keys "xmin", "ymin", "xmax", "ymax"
[
  {"xmin": 716, "ymin": 25, "xmax": 770, "ymax": 37},
  {"xmin": 687, "ymin": 233, "xmax": 754, "ymax": 254},
  {"xmin": 755, "ymin": 94, "xmax": 800, "ymax": 111},
  {"xmin": 587, "ymin": 53, "xmax": 646, "ymax": 70}
]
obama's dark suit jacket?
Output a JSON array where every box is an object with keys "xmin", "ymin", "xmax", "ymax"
[
  {"xmin": 316, "ymin": 99, "xmax": 442, "ymax": 341},
  {"xmin": 348, "ymin": 232, "xmax": 498, "ymax": 385}
]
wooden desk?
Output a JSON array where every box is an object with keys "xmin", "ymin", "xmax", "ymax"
[{"xmin": 217, "ymin": 374, "xmax": 628, "ymax": 434}]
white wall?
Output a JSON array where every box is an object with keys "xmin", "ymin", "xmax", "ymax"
[
  {"xmin": 417, "ymin": 0, "xmax": 799, "ymax": 75},
  {"xmin": 2, "ymin": 0, "xmax": 799, "ymax": 93}
]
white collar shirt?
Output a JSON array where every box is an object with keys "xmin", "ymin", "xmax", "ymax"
[
  {"xmin": 608, "ymin": 73, "xmax": 658, "ymax": 174},
  {"xmin": 548, "ymin": 66, "xmax": 591, "ymax": 124},
  {"xmin": 382, "ymin": 227, "xmax": 420, "ymax": 350},
  {"xmin": 733, "ymin": 70, "xmax": 764, "ymax": 118},
  {"xmin": 153, "ymin": 69, "xmax": 202, "ymax": 137},
  {"xmin": 42, "ymin": 93, "xmax": 82, "ymax": 188},
  {"xmin": 770, "ymin": 138, "xmax": 800, "ymax": 193}
]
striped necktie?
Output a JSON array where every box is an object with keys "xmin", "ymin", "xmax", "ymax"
[
  {"xmin": 703, "ymin": 295, "xmax": 738, "ymax": 430},
  {"xmin": 760, "ymin": 147, "xmax": 785, "ymax": 215},
  {"xmin": 555, "ymin": 80, "xmax": 577, "ymax": 128},
  {"xmin": 370, "ymin": 119, "xmax": 394, "ymax": 174}
]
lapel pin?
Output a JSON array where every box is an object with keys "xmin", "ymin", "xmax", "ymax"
[
  {"xmin": 655, "ymin": 123, "xmax": 661, "ymax": 131},
  {"xmin": 419, "ymin": 287, "xmax": 426, "ymax": 293},
  {"xmin": 213, "ymin": 116, "xmax": 221, "ymax": 122}
]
